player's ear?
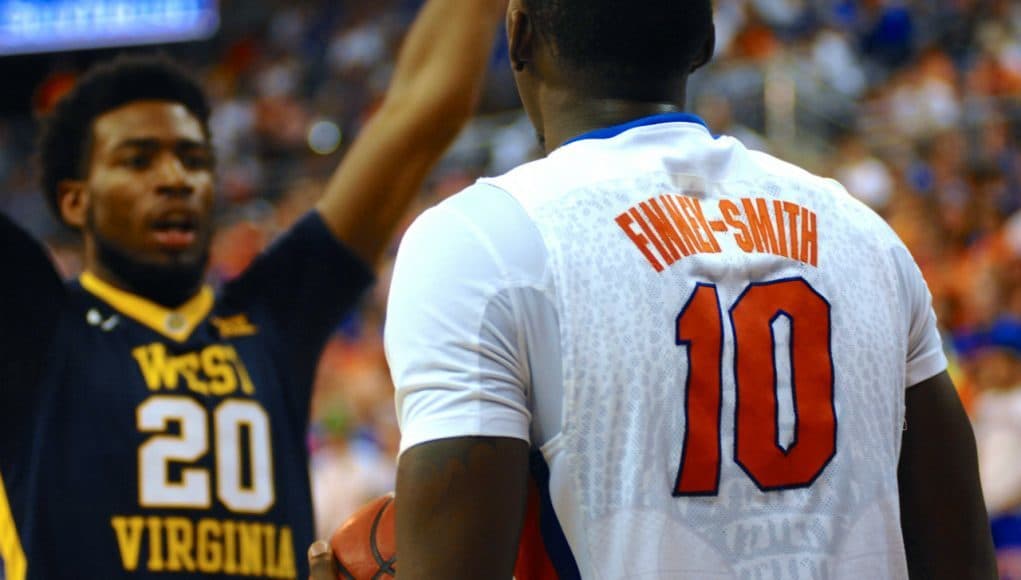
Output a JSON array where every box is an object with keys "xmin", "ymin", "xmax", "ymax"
[
  {"xmin": 691, "ymin": 24, "xmax": 716, "ymax": 73},
  {"xmin": 58, "ymin": 179, "xmax": 89, "ymax": 229},
  {"xmin": 507, "ymin": 6, "xmax": 533, "ymax": 72}
]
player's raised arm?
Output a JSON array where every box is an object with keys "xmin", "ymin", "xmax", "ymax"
[
  {"xmin": 0, "ymin": 212, "xmax": 64, "ymax": 464},
  {"xmin": 314, "ymin": 0, "xmax": 507, "ymax": 265},
  {"xmin": 0, "ymin": 213, "xmax": 64, "ymax": 383},
  {"xmin": 898, "ymin": 371, "xmax": 997, "ymax": 579}
]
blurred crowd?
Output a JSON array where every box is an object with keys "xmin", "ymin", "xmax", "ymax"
[{"xmin": 1, "ymin": 0, "xmax": 1021, "ymax": 559}]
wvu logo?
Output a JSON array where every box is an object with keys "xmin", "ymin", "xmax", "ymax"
[{"xmin": 211, "ymin": 314, "xmax": 258, "ymax": 339}]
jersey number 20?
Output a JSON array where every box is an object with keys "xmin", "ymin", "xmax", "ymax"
[
  {"xmin": 138, "ymin": 396, "xmax": 275, "ymax": 513},
  {"xmin": 674, "ymin": 278, "xmax": 836, "ymax": 496}
]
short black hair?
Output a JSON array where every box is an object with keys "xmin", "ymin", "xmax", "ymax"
[
  {"xmin": 37, "ymin": 54, "xmax": 211, "ymax": 221},
  {"xmin": 524, "ymin": 0, "xmax": 714, "ymax": 88}
]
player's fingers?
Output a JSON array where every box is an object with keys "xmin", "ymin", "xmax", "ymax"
[{"xmin": 308, "ymin": 540, "xmax": 339, "ymax": 580}]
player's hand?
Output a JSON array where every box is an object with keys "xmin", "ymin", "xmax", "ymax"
[{"xmin": 308, "ymin": 540, "xmax": 339, "ymax": 580}]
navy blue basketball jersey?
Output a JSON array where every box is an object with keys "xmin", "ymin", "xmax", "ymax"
[{"xmin": 0, "ymin": 212, "xmax": 373, "ymax": 579}]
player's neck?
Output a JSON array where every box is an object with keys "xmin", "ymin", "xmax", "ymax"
[{"xmin": 541, "ymin": 88, "xmax": 688, "ymax": 152}]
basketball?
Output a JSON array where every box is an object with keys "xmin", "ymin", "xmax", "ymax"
[{"xmin": 330, "ymin": 493, "xmax": 397, "ymax": 579}]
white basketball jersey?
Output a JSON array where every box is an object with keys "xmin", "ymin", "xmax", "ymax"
[{"xmin": 386, "ymin": 114, "xmax": 947, "ymax": 580}]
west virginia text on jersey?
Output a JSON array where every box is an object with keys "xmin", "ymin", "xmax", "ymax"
[
  {"xmin": 110, "ymin": 516, "xmax": 295, "ymax": 576},
  {"xmin": 0, "ymin": 212, "xmax": 372, "ymax": 579}
]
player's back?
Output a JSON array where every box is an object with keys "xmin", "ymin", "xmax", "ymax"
[{"xmin": 481, "ymin": 114, "xmax": 934, "ymax": 579}]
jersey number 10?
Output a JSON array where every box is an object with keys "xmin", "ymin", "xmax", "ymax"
[{"xmin": 673, "ymin": 278, "xmax": 836, "ymax": 496}]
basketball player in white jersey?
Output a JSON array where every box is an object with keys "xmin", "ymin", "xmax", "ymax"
[{"xmin": 381, "ymin": 0, "xmax": 997, "ymax": 578}]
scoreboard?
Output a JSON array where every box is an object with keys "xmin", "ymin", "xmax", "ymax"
[{"xmin": 0, "ymin": 0, "xmax": 220, "ymax": 56}]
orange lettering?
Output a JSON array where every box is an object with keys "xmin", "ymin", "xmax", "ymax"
[
  {"xmin": 783, "ymin": 202, "xmax": 801, "ymax": 259},
  {"xmin": 662, "ymin": 195, "xmax": 704, "ymax": 253},
  {"xmin": 800, "ymin": 207, "xmax": 818, "ymax": 266},
  {"xmin": 639, "ymin": 199, "xmax": 687, "ymax": 263},
  {"xmin": 692, "ymin": 198, "xmax": 723, "ymax": 253},
  {"xmin": 630, "ymin": 208, "xmax": 672, "ymax": 269},
  {"xmin": 673, "ymin": 197, "xmax": 714, "ymax": 251},
  {"xmin": 772, "ymin": 200, "xmax": 789, "ymax": 258},
  {"xmin": 721, "ymin": 200, "xmax": 754, "ymax": 252},
  {"xmin": 675, "ymin": 196, "xmax": 711, "ymax": 252},
  {"xmin": 681, "ymin": 197, "xmax": 722, "ymax": 253},
  {"xmin": 615, "ymin": 212, "xmax": 664, "ymax": 272},
  {"xmin": 742, "ymin": 198, "xmax": 778, "ymax": 254},
  {"xmin": 655, "ymin": 197, "xmax": 693, "ymax": 257}
]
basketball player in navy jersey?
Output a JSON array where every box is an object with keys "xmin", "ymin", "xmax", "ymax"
[
  {"xmin": 310, "ymin": 0, "xmax": 997, "ymax": 579},
  {"xmin": 0, "ymin": 0, "xmax": 506, "ymax": 577}
]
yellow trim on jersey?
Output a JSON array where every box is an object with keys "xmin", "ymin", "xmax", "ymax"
[
  {"xmin": 80, "ymin": 271, "xmax": 214, "ymax": 343},
  {"xmin": 0, "ymin": 472, "xmax": 27, "ymax": 580}
]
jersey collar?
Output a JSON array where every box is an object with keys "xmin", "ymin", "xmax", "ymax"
[
  {"xmin": 80, "ymin": 271, "xmax": 214, "ymax": 343},
  {"xmin": 561, "ymin": 112, "xmax": 710, "ymax": 147}
]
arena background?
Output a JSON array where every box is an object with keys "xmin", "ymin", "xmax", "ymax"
[{"xmin": 2, "ymin": 0, "xmax": 1020, "ymax": 573}]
